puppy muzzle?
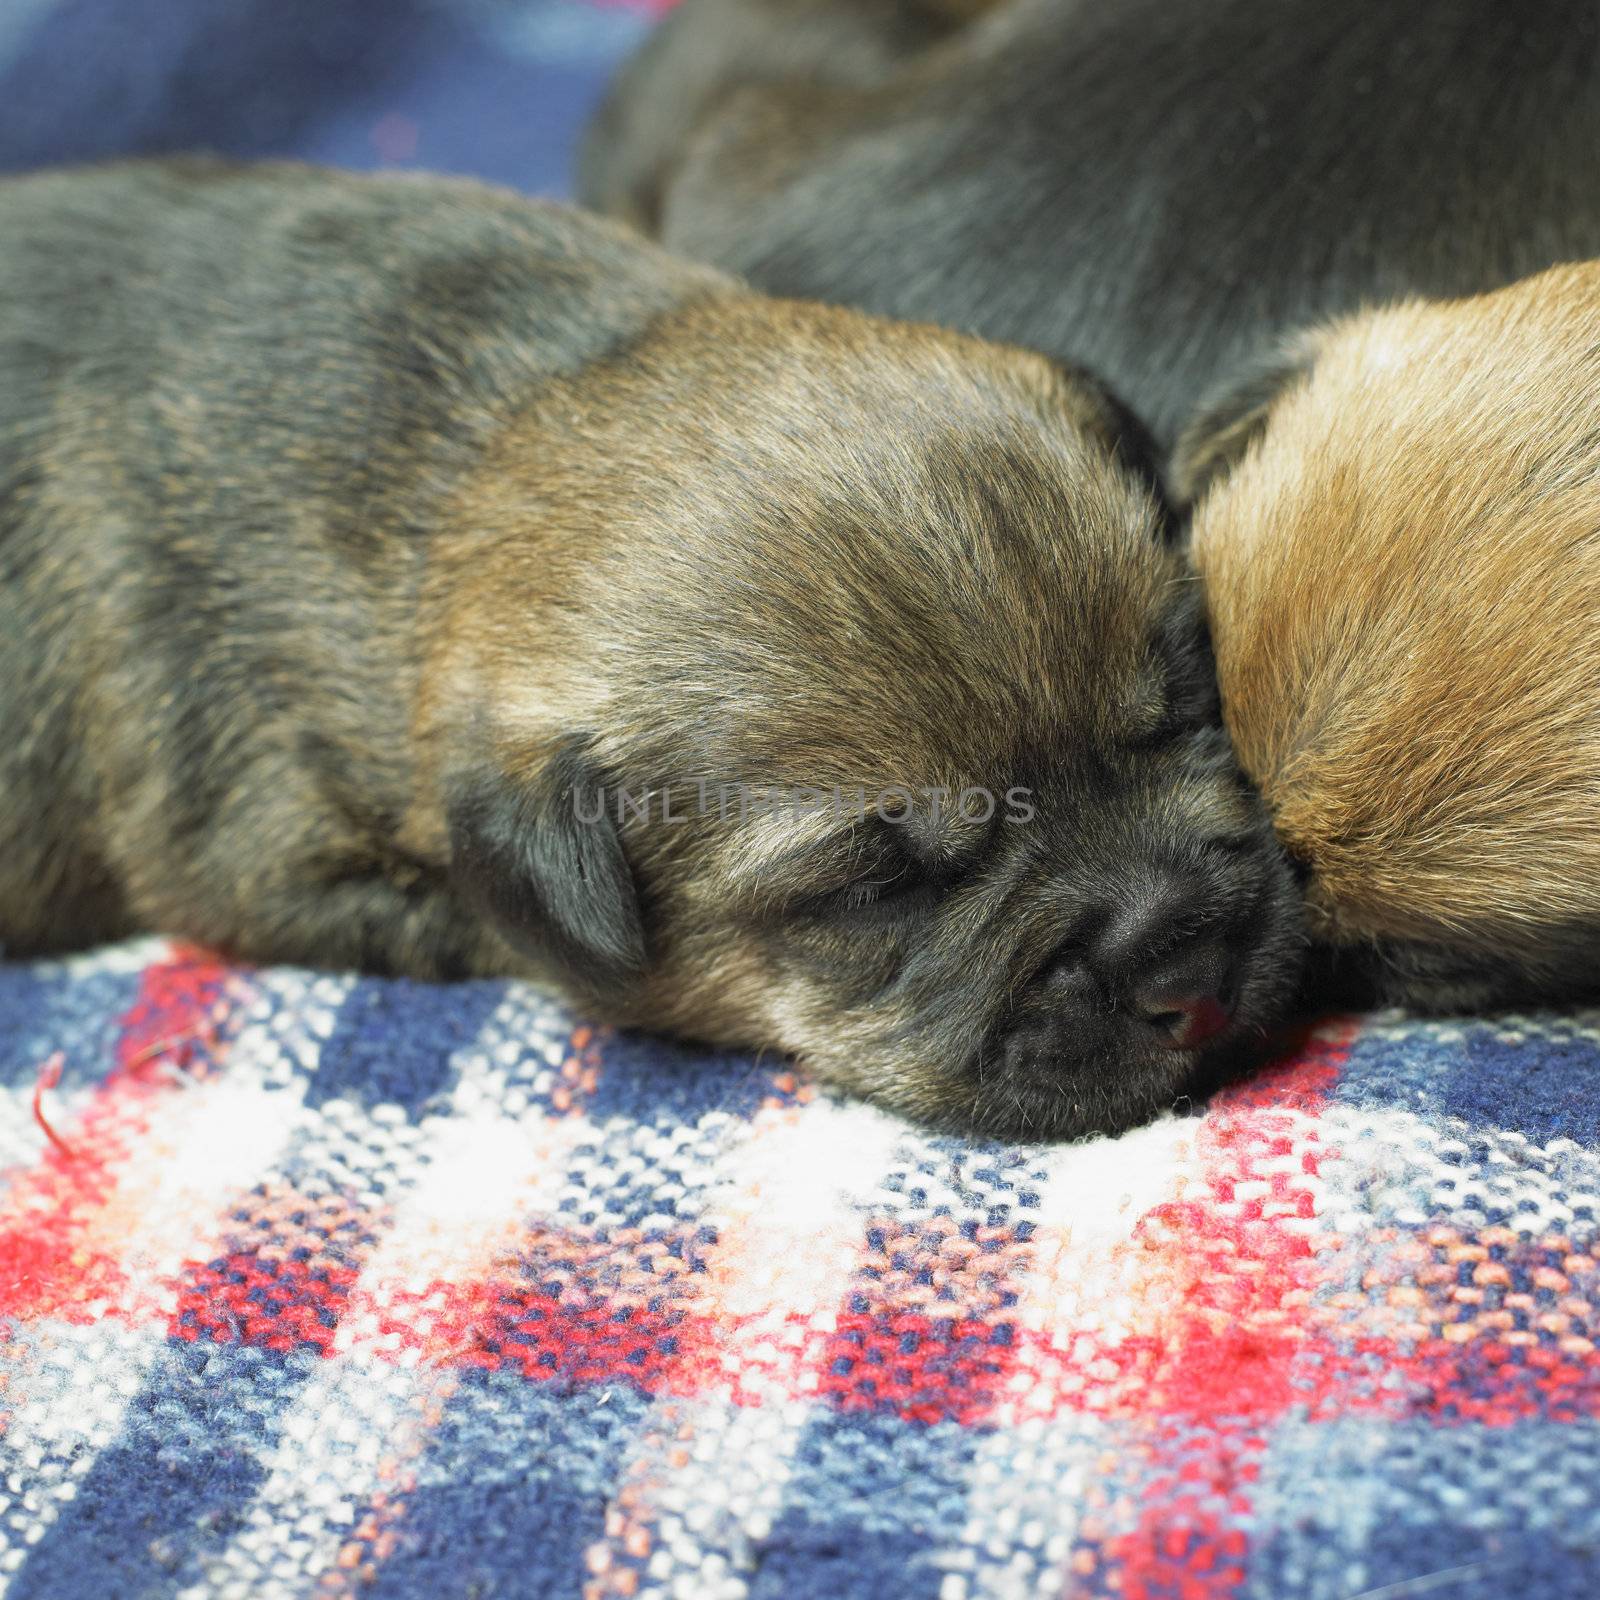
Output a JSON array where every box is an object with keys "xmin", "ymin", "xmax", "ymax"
[{"xmin": 992, "ymin": 859, "xmax": 1272, "ymax": 1084}]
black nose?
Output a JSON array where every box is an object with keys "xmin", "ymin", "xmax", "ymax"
[
  {"xmin": 1128, "ymin": 941, "xmax": 1236, "ymax": 1049},
  {"xmin": 1091, "ymin": 868, "xmax": 1238, "ymax": 1050}
]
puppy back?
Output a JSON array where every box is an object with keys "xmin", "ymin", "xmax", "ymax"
[{"xmin": 0, "ymin": 161, "xmax": 732, "ymax": 950}]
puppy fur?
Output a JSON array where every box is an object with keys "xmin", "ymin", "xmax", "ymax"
[
  {"xmin": 1185, "ymin": 263, "xmax": 1600, "ymax": 1010},
  {"xmin": 0, "ymin": 161, "xmax": 1302, "ymax": 1139},
  {"xmin": 582, "ymin": 0, "xmax": 1600, "ymax": 459}
]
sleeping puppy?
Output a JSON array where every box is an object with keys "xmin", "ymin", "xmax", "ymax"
[
  {"xmin": 1179, "ymin": 263, "xmax": 1600, "ymax": 1010},
  {"xmin": 0, "ymin": 161, "xmax": 1302, "ymax": 1139},
  {"xmin": 581, "ymin": 0, "xmax": 1600, "ymax": 460}
]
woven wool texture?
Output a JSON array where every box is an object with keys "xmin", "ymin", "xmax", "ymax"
[{"xmin": 3, "ymin": 941, "xmax": 1600, "ymax": 1599}]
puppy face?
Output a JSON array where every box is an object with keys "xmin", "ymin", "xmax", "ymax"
[
  {"xmin": 422, "ymin": 296, "xmax": 1303, "ymax": 1138},
  {"xmin": 1185, "ymin": 263, "xmax": 1600, "ymax": 1008}
]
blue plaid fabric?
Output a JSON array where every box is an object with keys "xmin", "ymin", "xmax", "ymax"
[{"xmin": 3, "ymin": 945, "xmax": 1600, "ymax": 1599}]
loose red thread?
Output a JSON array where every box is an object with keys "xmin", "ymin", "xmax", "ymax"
[
  {"xmin": 121, "ymin": 1015, "xmax": 220, "ymax": 1084},
  {"xmin": 31, "ymin": 1051, "xmax": 74, "ymax": 1159}
]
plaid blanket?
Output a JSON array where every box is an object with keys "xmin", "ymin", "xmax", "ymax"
[{"xmin": 3, "ymin": 941, "xmax": 1600, "ymax": 1599}]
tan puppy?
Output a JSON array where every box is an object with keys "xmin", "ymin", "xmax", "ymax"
[{"xmin": 1183, "ymin": 262, "xmax": 1600, "ymax": 1008}]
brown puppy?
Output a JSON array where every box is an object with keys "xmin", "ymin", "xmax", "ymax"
[
  {"xmin": 1182, "ymin": 263, "xmax": 1600, "ymax": 1010},
  {"xmin": 0, "ymin": 161, "xmax": 1303, "ymax": 1139}
]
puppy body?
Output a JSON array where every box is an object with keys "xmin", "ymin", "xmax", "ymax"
[
  {"xmin": 0, "ymin": 162, "xmax": 1301, "ymax": 1138},
  {"xmin": 1189, "ymin": 264, "xmax": 1600, "ymax": 1008},
  {"xmin": 0, "ymin": 159, "xmax": 716, "ymax": 977},
  {"xmin": 583, "ymin": 0, "xmax": 1600, "ymax": 456}
]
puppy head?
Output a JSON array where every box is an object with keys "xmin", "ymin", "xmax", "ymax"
[
  {"xmin": 425, "ymin": 295, "xmax": 1303, "ymax": 1138},
  {"xmin": 1184, "ymin": 263, "xmax": 1600, "ymax": 1006}
]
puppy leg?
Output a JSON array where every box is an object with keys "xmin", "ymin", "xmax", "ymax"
[
  {"xmin": 96, "ymin": 752, "xmax": 508, "ymax": 981},
  {"xmin": 141, "ymin": 836, "xmax": 505, "ymax": 981},
  {"xmin": 218, "ymin": 866, "xmax": 511, "ymax": 982}
]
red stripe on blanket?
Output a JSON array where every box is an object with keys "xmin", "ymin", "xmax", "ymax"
[
  {"xmin": 0, "ymin": 948, "xmax": 235, "ymax": 1323},
  {"xmin": 816, "ymin": 1210, "xmax": 1032, "ymax": 1424},
  {"xmin": 170, "ymin": 1181, "xmax": 389, "ymax": 1353},
  {"xmin": 173, "ymin": 1251, "xmax": 363, "ymax": 1354},
  {"xmin": 1074, "ymin": 1023, "xmax": 1358, "ymax": 1599},
  {"xmin": 817, "ymin": 1307, "xmax": 1016, "ymax": 1425},
  {"xmin": 113, "ymin": 945, "xmax": 235, "ymax": 1083},
  {"xmin": 376, "ymin": 1275, "xmax": 694, "ymax": 1386}
]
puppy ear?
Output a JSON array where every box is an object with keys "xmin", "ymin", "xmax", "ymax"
[
  {"xmin": 447, "ymin": 735, "xmax": 647, "ymax": 996},
  {"xmin": 1171, "ymin": 338, "xmax": 1320, "ymax": 506}
]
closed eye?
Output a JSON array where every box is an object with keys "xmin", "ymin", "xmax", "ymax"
[
  {"xmin": 796, "ymin": 827, "xmax": 952, "ymax": 918},
  {"xmin": 834, "ymin": 853, "xmax": 930, "ymax": 910}
]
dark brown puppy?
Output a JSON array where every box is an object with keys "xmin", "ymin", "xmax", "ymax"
[
  {"xmin": 1185, "ymin": 266, "xmax": 1600, "ymax": 1012},
  {"xmin": 0, "ymin": 162, "xmax": 1301, "ymax": 1140},
  {"xmin": 581, "ymin": 0, "xmax": 1600, "ymax": 460}
]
